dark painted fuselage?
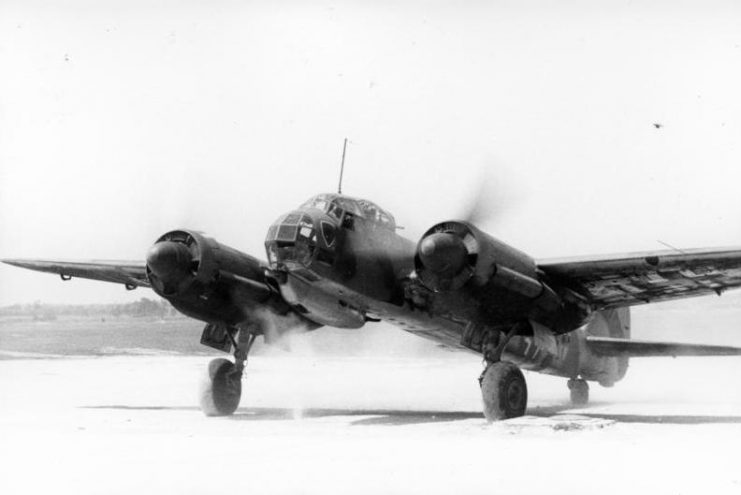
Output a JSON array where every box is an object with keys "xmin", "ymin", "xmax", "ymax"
[{"xmin": 263, "ymin": 193, "xmax": 628, "ymax": 386}]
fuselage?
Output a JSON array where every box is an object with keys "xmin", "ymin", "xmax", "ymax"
[{"xmin": 263, "ymin": 193, "xmax": 628, "ymax": 386}]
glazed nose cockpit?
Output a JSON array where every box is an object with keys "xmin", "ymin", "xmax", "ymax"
[
  {"xmin": 264, "ymin": 212, "xmax": 317, "ymax": 267},
  {"xmin": 265, "ymin": 194, "xmax": 396, "ymax": 271}
]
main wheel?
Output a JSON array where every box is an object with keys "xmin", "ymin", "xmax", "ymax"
[
  {"xmin": 480, "ymin": 361, "xmax": 527, "ymax": 421},
  {"xmin": 200, "ymin": 358, "xmax": 242, "ymax": 416},
  {"xmin": 568, "ymin": 378, "xmax": 589, "ymax": 406}
]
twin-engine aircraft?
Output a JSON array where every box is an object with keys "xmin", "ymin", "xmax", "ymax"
[{"xmin": 6, "ymin": 192, "xmax": 741, "ymax": 420}]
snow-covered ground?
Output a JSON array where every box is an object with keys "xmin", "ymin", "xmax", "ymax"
[{"xmin": 1, "ymin": 353, "xmax": 741, "ymax": 495}]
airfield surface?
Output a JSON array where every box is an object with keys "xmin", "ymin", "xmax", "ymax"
[{"xmin": 2, "ymin": 348, "xmax": 741, "ymax": 495}]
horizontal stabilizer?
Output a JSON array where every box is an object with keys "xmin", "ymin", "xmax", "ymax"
[{"xmin": 586, "ymin": 336, "xmax": 741, "ymax": 358}]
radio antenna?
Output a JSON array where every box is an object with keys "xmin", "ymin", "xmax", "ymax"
[
  {"xmin": 657, "ymin": 240, "xmax": 687, "ymax": 254},
  {"xmin": 338, "ymin": 137, "xmax": 348, "ymax": 194}
]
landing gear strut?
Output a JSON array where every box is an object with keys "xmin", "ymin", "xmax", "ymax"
[
  {"xmin": 199, "ymin": 328, "xmax": 257, "ymax": 417},
  {"xmin": 479, "ymin": 324, "xmax": 528, "ymax": 421},
  {"xmin": 568, "ymin": 378, "xmax": 589, "ymax": 406}
]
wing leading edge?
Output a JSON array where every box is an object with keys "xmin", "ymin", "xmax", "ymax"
[
  {"xmin": 2, "ymin": 259, "xmax": 150, "ymax": 289},
  {"xmin": 538, "ymin": 247, "xmax": 741, "ymax": 309}
]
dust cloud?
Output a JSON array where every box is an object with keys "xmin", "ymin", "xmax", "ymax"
[{"xmin": 249, "ymin": 307, "xmax": 463, "ymax": 419}]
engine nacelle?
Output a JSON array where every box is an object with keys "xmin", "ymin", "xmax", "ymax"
[
  {"xmin": 146, "ymin": 230, "xmax": 288, "ymax": 326},
  {"xmin": 414, "ymin": 221, "xmax": 568, "ymax": 329}
]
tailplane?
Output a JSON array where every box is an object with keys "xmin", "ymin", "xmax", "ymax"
[{"xmin": 586, "ymin": 336, "xmax": 741, "ymax": 358}]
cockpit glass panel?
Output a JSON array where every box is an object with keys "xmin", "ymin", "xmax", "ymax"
[
  {"xmin": 298, "ymin": 216, "xmax": 315, "ymax": 241},
  {"xmin": 300, "ymin": 194, "xmax": 396, "ymax": 230},
  {"xmin": 266, "ymin": 244, "xmax": 278, "ymax": 264},
  {"xmin": 321, "ymin": 221, "xmax": 336, "ymax": 246},
  {"xmin": 266, "ymin": 224, "xmax": 278, "ymax": 241},
  {"xmin": 276, "ymin": 224, "xmax": 298, "ymax": 242},
  {"xmin": 327, "ymin": 203, "xmax": 343, "ymax": 219},
  {"xmin": 308, "ymin": 199, "xmax": 327, "ymax": 211},
  {"xmin": 334, "ymin": 197, "xmax": 357, "ymax": 213},
  {"xmin": 301, "ymin": 195, "xmax": 331, "ymax": 211},
  {"xmin": 265, "ymin": 212, "xmax": 318, "ymax": 267},
  {"xmin": 283, "ymin": 213, "xmax": 302, "ymax": 225}
]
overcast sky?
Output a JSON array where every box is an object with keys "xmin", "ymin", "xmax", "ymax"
[{"xmin": 2, "ymin": 1, "xmax": 741, "ymax": 305}]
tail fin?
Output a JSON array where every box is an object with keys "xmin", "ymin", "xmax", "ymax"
[{"xmin": 586, "ymin": 336, "xmax": 741, "ymax": 358}]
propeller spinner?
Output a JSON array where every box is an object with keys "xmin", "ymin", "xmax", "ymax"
[
  {"xmin": 145, "ymin": 232, "xmax": 200, "ymax": 296},
  {"xmin": 146, "ymin": 241, "xmax": 193, "ymax": 280},
  {"xmin": 418, "ymin": 233, "xmax": 469, "ymax": 278}
]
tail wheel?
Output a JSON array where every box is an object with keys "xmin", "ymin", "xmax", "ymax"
[
  {"xmin": 568, "ymin": 378, "xmax": 589, "ymax": 406},
  {"xmin": 480, "ymin": 361, "xmax": 527, "ymax": 421},
  {"xmin": 200, "ymin": 358, "xmax": 242, "ymax": 416}
]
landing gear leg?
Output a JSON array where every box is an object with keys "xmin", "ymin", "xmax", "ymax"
[
  {"xmin": 568, "ymin": 378, "xmax": 589, "ymax": 406},
  {"xmin": 479, "ymin": 325, "xmax": 528, "ymax": 422},
  {"xmin": 199, "ymin": 328, "xmax": 257, "ymax": 417}
]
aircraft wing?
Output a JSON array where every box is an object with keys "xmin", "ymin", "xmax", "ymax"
[
  {"xmin": 538, "ymin": 247, "xmax": 741, "ymax": 309},
  {"xmin": 1, "ymin": 259, "xmax": 150, "ymax": 288}
]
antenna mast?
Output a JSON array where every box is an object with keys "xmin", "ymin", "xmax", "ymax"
[
  {"xmin": 657, "ymin": 240, "xmax": 687, "ymax": 254},
  {"xmin": 338, "ymin": 137, "xmax": 348, "ymax": 194}
]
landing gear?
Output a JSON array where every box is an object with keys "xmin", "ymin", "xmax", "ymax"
[
  {"xmin": 479, "ymin": 324, "xmax": 528, "ymax": 421},
  {"xmin": 199, "ymin": 329, "xmax": 257, "ymax": 417},
  {"xmin": 480, "ymin": 362, "xmax": 528, "ymax": 421},
  {"xmin": 200, "ymin": 358, "xmax": 242, "ymax": 416},
  {"xmin": 568, "ymin": 378, "xmax": 589, "ymax": 406}
]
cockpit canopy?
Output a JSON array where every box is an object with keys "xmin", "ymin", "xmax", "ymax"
[
  {"xmin": 301, "ymin": 193, "xmax": 396, "ymax": 230},
  {"xmin": 265, "ymin": 212, "xmax": 316, "ymax": 267}
]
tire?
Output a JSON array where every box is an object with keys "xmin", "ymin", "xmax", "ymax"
[
  {"xmin": 199, "ymin": 358, "xmax": 242, "ymax": 417},
  {"xmin": 480, "ymin": 361, "xmax": 527, "ymax": 421},
  {"xmin": 568, "ymin": 379, "xmax": 589, "ymax": 406}
]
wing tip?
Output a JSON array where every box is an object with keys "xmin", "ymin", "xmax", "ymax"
[{"xmin": 1, "ymin": 259, "xmax": 30, "ymax": 267}]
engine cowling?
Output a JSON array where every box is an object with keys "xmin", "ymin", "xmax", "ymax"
[
  {"xmin": 146, "ymin": 230, "xmax": 282, "ymax": 325},
  {"xmin": 414, "ymin": 221, "xmax": 564, "ymax": 325}
]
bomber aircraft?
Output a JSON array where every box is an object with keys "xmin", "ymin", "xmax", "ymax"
[{"xmin": 5, "ymin": 188, "xmax": 741, "ymax": 420}]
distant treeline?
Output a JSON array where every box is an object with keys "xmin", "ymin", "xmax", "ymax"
[{"xmin": 0, "ymin": 298, "xmax": 182, "ymax": 320}]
